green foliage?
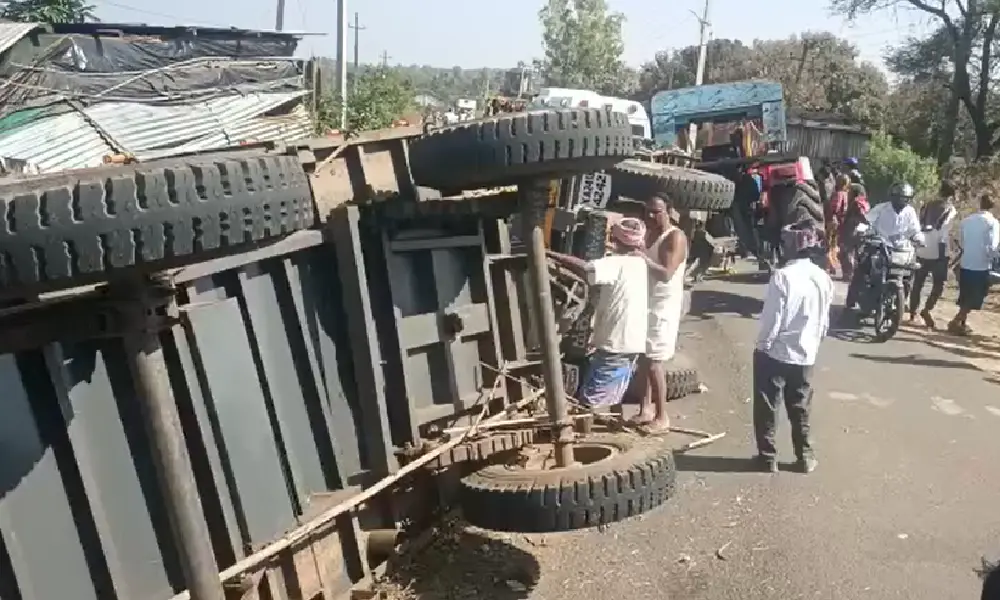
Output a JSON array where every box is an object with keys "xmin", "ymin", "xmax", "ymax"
[
  {"xmin": 312, "ymin": 66, "xmax": 414, "ymax": 134},
  {"xmin": 861, "ymin": 131, "xmax": 940, "ymax": 200},
  {"xmin": 538, "ymin": 0, "xmax": 631, "ymax": 95},
  {"xmin": 635, "ymin": 34, "xmax": 888, "ymax": 126},
  {"xmin": 1, "ymin": 0, "xmax": 94, "ymax": 22}
]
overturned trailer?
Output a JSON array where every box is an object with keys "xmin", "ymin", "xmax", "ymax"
[{"xmin": 0, "ymin": 106, "xmax": 734, "ymax": 600}]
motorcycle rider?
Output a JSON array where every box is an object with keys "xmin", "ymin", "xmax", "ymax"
[{"xmin": 844, "ymin": 181, "xmax": 925, "ymax": 316}]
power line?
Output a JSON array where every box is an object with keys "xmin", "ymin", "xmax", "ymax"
[{"xmin": 92, "ymin": 0, "xmax": 230, "ymax": 28}]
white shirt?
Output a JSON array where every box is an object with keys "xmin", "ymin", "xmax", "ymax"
[
  {"xmin": 865, "ymin": 202, "xmax": 925, "ymax": 246},
  {"xmin": 916, "ymin": 203, "xmax": 956, "ymax": 260},
  {"xmin": 587, "ymin": 255, "xmax": 648, "ymax": 354},
  {"xmin": 958, "ymin": 210, "xmax": 1000, "ymax": 271},
  {"xmin": 756, "ymin": 258, "xmax": 834, "ymax": 366}
]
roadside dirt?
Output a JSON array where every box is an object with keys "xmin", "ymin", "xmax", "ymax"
[{"xmin": 905, "ymin": 285, "xmax": 1000, "ymax": 381}]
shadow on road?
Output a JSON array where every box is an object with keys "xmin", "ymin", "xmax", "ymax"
[
  {"xmin": 828, "ymin": 326, "xmax": 879, "ymax": 344},
  {"xmin": 379, "ymin": 517, "xmax": 540, "ymax": 599},
  {"xmin": 709, "ymin": 271, "xmax": 771, "ymax": 285},
  {"xmin": 689, "ymin": 289, "xmax": 763, "ymax": 320},
  {"xmin": 674, "ymin": 453, "xmax": 764, "ymax": 473},
  {"xmin": 848, "ymin": 352, "xmax": 980, "ymax": 371}
]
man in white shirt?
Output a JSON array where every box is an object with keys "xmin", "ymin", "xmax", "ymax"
[
  {"xmin": 547, "ymin": 217, "xmax": 648, "ymax": 409},
  {"xmin": 754, "ymin": 222, "xmax": 833, "ymax": 474},
  {"xmin": 910, "ymin": 180, "xmax": 958, "ymax": 328},
  {"xmin": 844, "ymin": 181, "xmax": 925, "ymax": 314},
  {"xmin": 947, "ymin": 194, "xmax": 1000, "ymax": 336}
]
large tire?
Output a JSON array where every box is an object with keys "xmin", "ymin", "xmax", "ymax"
[
  {"xmin": 409, "ymin": 109, "xmax": 634, "ymax": 193},
  {"xmin": 0, "ymin": 154, "xmax": 314, "ymax": 296},
  {"xmin": 610, "ymin": 160, "xmax": 735, "ymax": 210},
  {"xmin": 460, "ymin": 433, "xmax": 676, "ymax": 532},
  {"xmin": 621, "ymin": 351, "xmax": 701, "ymax": 403},
  {"xmin": 664, "ymin": 352, "xmax": 700, "ymax": 399}
]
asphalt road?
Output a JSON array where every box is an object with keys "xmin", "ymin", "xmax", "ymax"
[{"xmin": 379, "ymin": 269, "xmax": 1000, "ymax": 600}]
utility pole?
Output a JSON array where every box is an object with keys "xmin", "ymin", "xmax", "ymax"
[
  {"xmin": 380, "ymin": 50, "xmax": 390, "ymax": 67},
  {"xmin": 336, "ymin": 0, "xmax": 347, "ymax": 128},
  {"xmin": 686, "ymin": 0, "xmax": 711, "ymax": 154},
  {"xmin": 274, "ymin": 0, "xmax": 285, "ymax": 30},
  {"xmin": 349, "ymin": 12, "xmax": 365, "ymax": 74}
]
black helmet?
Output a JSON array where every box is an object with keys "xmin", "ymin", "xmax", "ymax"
[
  {"xmin": 889, "ymin": 182, "xmax": 914, "ymax": 209},
  {"xmin": 889, "ymin": 182, "xmax": 915, "ymax": 201}
]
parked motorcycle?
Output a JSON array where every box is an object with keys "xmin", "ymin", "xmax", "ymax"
[{"xmin": 852, "ymin": 223, "xmax": 920, "ymax": 342}]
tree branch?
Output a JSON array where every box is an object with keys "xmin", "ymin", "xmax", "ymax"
[
  {"xmin": 975, "ymin": 9, "xmax": 999, "ymax": 115},
  {"xmin": 907, "ymin": 0, "xmax": 960, "ymax": 40}
]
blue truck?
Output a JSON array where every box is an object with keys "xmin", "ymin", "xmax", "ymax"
[{"xmin": 650, "ymin": 80, "xmax": 787, "ymax": 157}]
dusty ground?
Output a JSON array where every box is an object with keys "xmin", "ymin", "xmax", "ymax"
[{"xmin": 372, "ymin": 268, "xmax": 1000, "ymax": 600}]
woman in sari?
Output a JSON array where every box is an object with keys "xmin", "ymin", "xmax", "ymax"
[{"xmin": 826, "ymin": 174, "xmax": 851, "ymax": 276}]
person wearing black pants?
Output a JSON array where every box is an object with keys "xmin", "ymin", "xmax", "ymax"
[
  {"xmin": 753, "ymin": 352, "xmax": 815, "ymax": 468},
  {"xmin": 910, "ymin": 180, "xmax": 957, "ymax": 329},
  {"xmin": 753, "ymin": 222, "xmax": 833, "ymax": 474}
]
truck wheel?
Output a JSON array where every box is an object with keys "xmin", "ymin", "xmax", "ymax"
[
  {"xmin": 459, "ymin": 433, "xmax": 676, "ymax": 532},
  {"xmin": 409, "ymin": 109, "xmax": 634, "ymax": 193},
  {"xmin": 0, "ymin": 154, "xmax": 315, "ymax": 297},
  {"xmin": 610, "ymin": 160, "xmax": 735, "ymax": 210},
  {"xmin": 664, "ymin": 352, "xmax": 700, "ymax": 399}
]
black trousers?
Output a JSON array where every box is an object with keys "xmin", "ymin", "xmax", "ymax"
[
  {"xmin": 753, "ymin": 350, "xmax": 814, "ymax": 460},
  {"xmin": 909, "ymin": 257, "xmax": 947, "ymax": 314}
]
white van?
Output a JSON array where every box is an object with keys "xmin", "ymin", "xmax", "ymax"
[{"xmin": 530, "ymin": 87, "xmax": 651, "ymax": 143}]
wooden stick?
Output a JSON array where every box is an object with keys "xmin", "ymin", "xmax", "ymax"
[
  {"xmin": 666, "ymin": 425, "xmax": 715, "ymax": 438},
  {"xmin": 676, "ymin": 432, "xmax": 727, "ymax": 452},
  {"xmin": 167, "ymin": 378, "xmax": 530, "ymax": 600}
]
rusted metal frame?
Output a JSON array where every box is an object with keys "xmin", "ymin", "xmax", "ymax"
[
  {"xmin": 482, "ymin": 219, "xmax": 531, "ymax": 405},
  {"xmin": 339, "ymin": 135, "xmax": 418, "ymax": 204},
  {"xmin": 381, "ymin": 224, "xmax": 498, "ymax": 439},
  {"xmin": 327, "ymin": 206, "xmax": 398, "ymax": 477},
  {"xmin": 477, "ymin": 220, "xmax": 509, "ymax": 413},
  {"xmin": 377, "ymin": 227, "xmax": 424, "ymax": 447},
  {"xmin": 112, "ymin": 278, "xmax": 225, "ymax": 600},
  {"xmin": 0, "ymin": 285, "xmax": 174, "ymax": 356},
  {"xmin": 519, "ymin": 180, "xmax": 574, "ymax": 468}
]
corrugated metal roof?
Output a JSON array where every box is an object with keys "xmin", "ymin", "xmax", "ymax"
[
  {"xmin": 0, "ymin": 111, "xmax": 111, "ymax": 172},
  {"xmin": 0, "ymin": 91, "xmax": 312, "ymax": 173},
  {"xmin": 0, "ymin": 22, "xmax": 41, "ymax": 55}
]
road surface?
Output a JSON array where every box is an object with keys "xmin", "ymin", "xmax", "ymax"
[{"xmin": 377, "ymin": 270, "xmax": 1000, "ymax": 600}]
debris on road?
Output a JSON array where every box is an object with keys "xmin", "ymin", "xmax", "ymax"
[{"xmin": 716, "ymin": 541, "xmax": 733, "ymax": 560}]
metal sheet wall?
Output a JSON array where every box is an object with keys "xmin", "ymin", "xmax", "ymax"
[{"xmin": 0, "ymin": 239, "xmax": 373, "ymax": 600}]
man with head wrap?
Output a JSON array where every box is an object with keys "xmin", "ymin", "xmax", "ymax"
[
  {"xmin": 547, "ymin": 217, "xmax": 649, "ymax": 410},
  {"xmin": 753, "ymin": 221, "xmax": 833, "ymax": 474},
  {"xmin": 766, "ymin": 157, "xmax": 826, "ymax": 267}
]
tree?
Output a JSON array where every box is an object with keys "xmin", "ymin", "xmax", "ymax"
[
  {"xmin": 634, "ymin": 34, "xmax": 888, "ymax": 125},
  {"xmin": 1, "ymin": 0, "xmax": 95, "ymax": 22},
  {"xmin": 313, "ymin": 66, "xmax": 414, "ymax": 133},
  {"xmin": 862, "ymin": 130, "xmax": 940, "ymax": 199},
  {"xmin": 831, "ymin": 0, "xmax": 1000, "ymax": 163},
  {"xmin": 537, "ymin": 0, "xmax": 629, "ymax": 96},
  {"xmin": 635, "ymin": 39, "xmax": 753, "ymax": 100}
]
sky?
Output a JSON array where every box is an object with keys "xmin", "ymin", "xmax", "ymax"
[{"xmin": 93, "ymin": 0, "xmax": 941, "ymax": 72}]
